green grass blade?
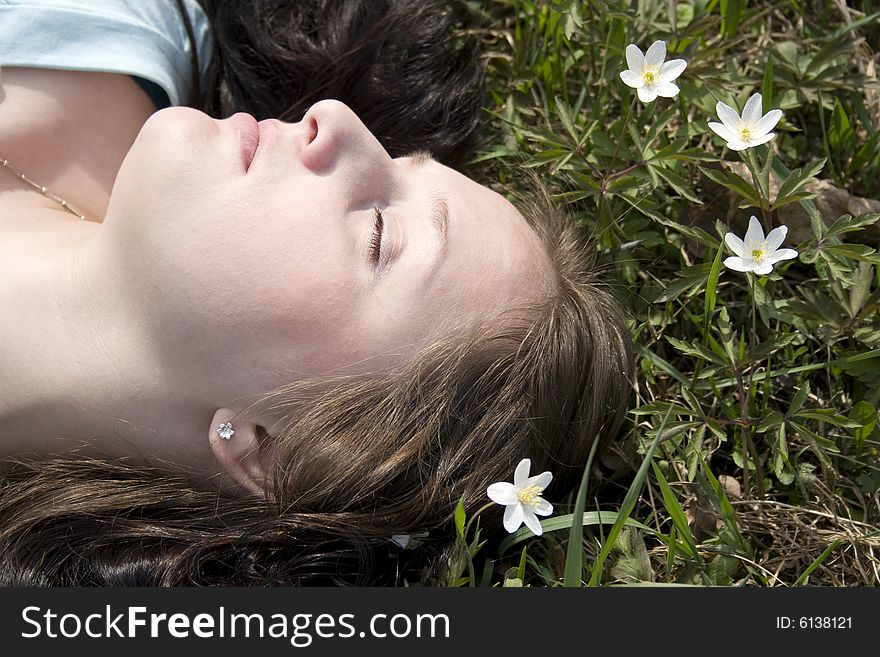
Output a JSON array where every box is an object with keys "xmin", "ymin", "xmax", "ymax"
[
  {"xmin": 703, "ymin": 240, "xmax": 723, "ymax": 339},
  {"xmin": 587, "ymin": 405, "xmax": 672, "ymax": 586},
  {"xmin": 792, "ymin": 540, "xmax": 841, "ymax": 586},
  {"xmin": 762, "ymin": 50, "xmax": 773, "ymax": 110},
  {"xmin": 497, "ymin": 511, "xmax": 651, "ymax": 555},
  {"xmin": 650, "ymin": 461, "xmax": 702, "ymax": 563},
  {"xmin": 563, "ymin": 436, "xmax": 600, "ymax": 587}
]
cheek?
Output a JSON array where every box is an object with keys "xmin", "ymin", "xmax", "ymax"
[{"xmin": 204, "ymin": 223, "xmax": 363, "ymax": 346}]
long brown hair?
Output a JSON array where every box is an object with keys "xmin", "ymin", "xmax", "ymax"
[
  {"xmin": 0, "ymin": 196, "xmax": 634, "ymax": 586},
  {"xmin": 196, "ymin": 0, "xmax": 487, "ymax": 168}
]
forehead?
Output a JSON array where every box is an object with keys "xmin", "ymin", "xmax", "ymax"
[{"xmin": 422, "ymin": 162, "xmax": 554, "ymax": 329}]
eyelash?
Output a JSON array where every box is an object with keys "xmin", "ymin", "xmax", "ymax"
[{"xmin": 369, "ymin": 206, "xmax": 384, "ymax": 262}]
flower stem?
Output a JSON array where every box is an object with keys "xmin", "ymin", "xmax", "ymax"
[
  {"xmin": 749, "ymin": 273, "xmax": 758, "ymax": 350},
  {"xmin": 742, "ymin": 149, "xmax": 772, "ymax": 231},
  {"xmin": 464, "ymin": 501, "xmax": 496, "ymax": 540},
  {"xmin": 608, "ymin": 95, "xmax": 636, "ymax": 175},
  {"xmin": 596, "ymin": 96, "xmax": 637, "ymax": 247}
]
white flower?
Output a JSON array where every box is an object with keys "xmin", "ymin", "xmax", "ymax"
[
  {"xmin": 486, "ymin": 458, "xmax": 553, "ymax": 535},
  {"xmin": 708, "ymin": 93, "xmax": 783, "ymax": 151},
  {"xmin": 390, "ymin": 532, "xmax": 429, "ymax": 549},
  {"xmin": 724, "ymin": 216, "xmax": 798, "ymax": 275},
  {"xmin": 619, "ymin": 40, "xmax": 687, "ymax": 103}
]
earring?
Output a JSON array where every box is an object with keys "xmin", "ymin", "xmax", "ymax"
[{"xmin": 216, "ymin": 422, "xmax": 235, "ymax": 440}]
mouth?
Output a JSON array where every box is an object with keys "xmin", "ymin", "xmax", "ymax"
[{"xmin": 232, "ymin": 113, "xmax": 260, "ymax": 172}]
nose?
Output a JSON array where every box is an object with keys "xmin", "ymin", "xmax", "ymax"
[{"xmin": 298, "ymin": 100, "xmax": 392, "ymax": 184}]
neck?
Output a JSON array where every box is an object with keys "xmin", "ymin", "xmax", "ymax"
[{"xmin": 0, "ymin": 213, "xmax": 214, "ymax": 472}]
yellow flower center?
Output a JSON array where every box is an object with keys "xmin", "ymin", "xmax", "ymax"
[
  {"xmin": 517, "ymin": 484, "xmax": 544, "ymax": 506},
  {"xmin": 752, "ymin": 248, "xmax": 764, "ymax": 262},
  {"xmin": 739, "ymin": 126, "xmax": 752, "ymax": 141},
  {"xmin": 641, "ymin": 66, "xmax": 659, "ymax": 85}
]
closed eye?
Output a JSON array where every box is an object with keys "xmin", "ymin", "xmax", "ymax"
[{"xmin": 369, "ymin": 206, "xmax": 384, "ymax": 263}]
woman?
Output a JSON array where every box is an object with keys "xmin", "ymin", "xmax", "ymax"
[{"xmin": 0, "ymin": 0, "xmax": 634, "ymax": 585}]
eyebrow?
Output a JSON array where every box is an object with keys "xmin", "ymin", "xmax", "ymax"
[
  {"xmin": 430, "ymin": 192, "xmax": 450, "ymax": 267},
  {"xmin": 405, "ymin": 151, "xmax": 450, "ymax": 275},
  {"xmin": 406, "ymin": 149, "xmax": 434, "ymax": 166}
]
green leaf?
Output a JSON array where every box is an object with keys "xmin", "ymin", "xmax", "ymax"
[
  {"xmin": 793, "ymin": 409, "xmax": 862, "ymax": 429},
  {"xmin": 757, "ymin": 411, "xmax": 785, "ymax": 433},
  {"xmin": 696, "ymin": 460, "xmax": 750, "ymax": 556},
  {"xmin": 703, "ymin": 241, "xmax": 723, "ymax": 337},
  {"xmin": 793, "ymin": 540, "xmax": 843, "ymax": 586},
  {"xmin": 665, "ymin": 336, "xmax": 728, "ymax": 367},
  {"xmin": 638, "ymin": 346, "xmax": 692, "ymax": 386},
  {"xmin": 564, "ymin": 437, "xmax": 600, "ymax": 587},
  {"xmin": 651, "ymin": 461, "xmax": 701, "ymax": 562},
  {"xmin": 825, "ymin": 244, "xmax": 880, "ymax": 263},
  {"xmin": 588, "ymin": 406, "xmax": 671, "ymax": 586},
  {"xmin": 609, "ymin": 527, "xmax": 654, "ymax": 583},
  {"xmin": 642, "ymin": 107, "xmax": 677, "ymax": 149},
  {"xmin": 700, "ymin": 166, "xmax": 761, "ymax": 206},
  {"xmin": 762, "ymin": 51, "xmax": 774, "ymax": 110},
  {"xmin": 454, "ymin": 498, "xmax": 466, "ymax": 537},
  {"xmin": 554, "ymin": 95, "xmax": 580, "ymax": 145},
  {"xmin": 769, "ymin": 158, "xmax": 827, "ymax": 237},
  {"xmin": 651, "ymin": 164, "xmax": 704, "ymax": 204},
  {"xmin": 787, "ymin": 381, "xmax": 810, "ymax": 416},
  {"xmin": 848, "ymin": 401, "xmax": 878, "ymax": 448},
  {"xmin": 770, "ymin": 191, "xmax": 818, "ymax": 210},
  {"xmin": 649, "ymin": 215, "xmax": 720, "ymax": 250},
  {"xmin": 825, "ymin": 213, "xmax": 880, "ymax": 239},
  {"xmin": 648, "ymin": 137, "xmax": 692, "ymax": 163},
  {"xmin": 773, "ymin": 159, "xmax": 826, "ymax": 206},
  {"xmin": 497, "ymin": 511, "xmax": 651, "ymax": 555}
]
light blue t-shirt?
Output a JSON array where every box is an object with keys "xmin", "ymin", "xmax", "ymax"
[{"xmin": 0, "ymin": 0, "xmax": 214, "ymax": 107}]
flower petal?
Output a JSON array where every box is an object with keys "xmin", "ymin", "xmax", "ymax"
[
  {"xmin": 522, "ymin": 509, "xmax": 544, "ymax": 536},
  {"xmin": 766, "ymin": 248, "xmax": 798, "ymax": 264},
  {"xmin": 525, "ymin": 471, "xmax": 553, "ymax": 490},
  {"xmin": 503, "ymin": 503, "xmax": 524, "ymax": 533},
  {"xmin": 534, "ymin": 498, "xmax": 553, "ymax": 516},
  {"xmin": 659, "ymin": 59, "xmax": 687, "ymax": 82},
  {"xmin": 764, "ymin": 225, "xmax": 789, "ymax": 252},
  {"xmin": 625, "ymin": 44, "xmax": 644, "ymax": 72},
  {"xmin": 724, "ymin": 232, "xmax": 746, "ymax": 258},
  {"xmin": 754, "ymin": 262, "xmax": 774, "ymax": 275},
  {"xmin": 656, "ymin": 81, "xmax": 680, "ymax": 98},
  {"xmin": 707, "ymin": 121, "xmax": 737, "ymax": 144},
  {"xmin": 742, "ymin": 93, "xmax": 763, "ymax": 124},
  {"xmin": 725, "ymin": 139, "xmax": 751, "ymax": 151},
  {"xmin": 754, "ymin": 109, "xmax": 782, "ymax": 136},
  {"xmin": 487, "ymin": 482, "xmax": 518, "ymax": 505},
  {"xmin": 715, "ymin": 101, "xmax": 741, "ymax": 131},
  {"xmin": 744, "ymin": 216, "xmax": 765, "ymax": 249},
  {"xmin": 749, "ymin": 132, "xmax": 776, "ymax": 147},
  {"xmin": 619, "ymin": 70, "xmax": 644, "ymax": 88},
  {"xmin": 723, "ymin": 256, "xmax": 756, "ymax": 272},
  {"xmin": 645, "ymin": 40, "xmax": 666, "ymax": 67},
  {"xmin": 637, "ymin": 86, "xmax": 658, "ymax": 103},
  {"xmin": 513, "ymin": 458, "xmax": 531, "ymax": 486}
]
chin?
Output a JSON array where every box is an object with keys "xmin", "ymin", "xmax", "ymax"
[
  {"xmin": 108, "ymin": 108, "xmax": 221, "ymax": 220},
  {"xmin": 128, "ymin": 106, "xmax": 216, "ymax": 171}
]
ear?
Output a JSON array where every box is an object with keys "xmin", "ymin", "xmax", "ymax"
[{"xmin": 209, "ymin": 408, "xmax": 272, "ymax": 498}]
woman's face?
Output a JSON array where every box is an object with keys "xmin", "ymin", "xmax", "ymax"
[{"xmin": 102, "ymin": 100, "xmax": 553, "ymax": 401}]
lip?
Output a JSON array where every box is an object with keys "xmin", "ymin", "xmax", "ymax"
[{"xmin": 231, "ymin": 112, "xmax": 260, "ymax": 171}]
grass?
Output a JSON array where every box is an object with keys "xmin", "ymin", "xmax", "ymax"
[{"xmin": 435, "ymin": 0, "xmax": 880, "ymax": 587}]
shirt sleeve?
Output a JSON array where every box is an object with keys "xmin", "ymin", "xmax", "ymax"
[{"xmin": 0, "ymin": 0, "xmax": 214, "ymax": 107}]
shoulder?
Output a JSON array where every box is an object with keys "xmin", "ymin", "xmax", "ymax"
[
  {"xmin": 0, "ymin": 0, "xmax": 214, "ymax": 107},
  {"xmin": 0, "ymin": 67, "xmax": 156, "ymax": 221}
]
